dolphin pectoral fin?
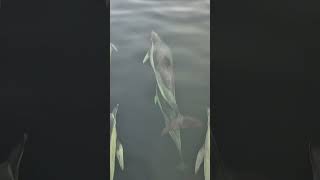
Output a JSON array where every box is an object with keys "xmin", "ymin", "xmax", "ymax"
[
  {"xmin": 143, "ymin": 50, "xmax": 150, "ymax": 64},
  {"xmin": 195, "ymin": 145, "xmax": 205, "ymax": 174},
  {"xmin": 180, "ymin": 116, "xmax": 203, "ymax": 129}
]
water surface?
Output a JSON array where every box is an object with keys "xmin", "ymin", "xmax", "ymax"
[{"xmin": 110, "ymin": 0, "xmax": 210, "ymax": 180}]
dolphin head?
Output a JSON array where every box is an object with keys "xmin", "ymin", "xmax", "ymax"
[{"xmin": 150, "ymin": 31, "xmax": 161, "ymax": 44}]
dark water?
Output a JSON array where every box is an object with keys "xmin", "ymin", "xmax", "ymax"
[
  {"xmin": 110, "ymin": 0, "xmax": 210, "ymax": 180},
  {"xmin": 214, "ymin": 0, "xmax": 309, "ymax": 179},
  {"xmin": 1, "ymin": 1, "xmax": 108, "ymax": 179}
]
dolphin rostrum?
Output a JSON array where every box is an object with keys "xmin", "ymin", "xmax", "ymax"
[{"xmin": 0, "ymin": 133, "xmax": 27, "ymax": 180}]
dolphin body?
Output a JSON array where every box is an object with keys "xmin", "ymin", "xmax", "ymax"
[
  {"xmin": 0, "ymin": 133, "xmax": 27, "ymax": 180},
  {"xmin": 309, "ymin": 143, "xmax": 320, "ymax": 180},
  {"xmin": 110, "ymin": 104, "xmax": 124, "ymax": 180},
  {"xmin": 142, "ymin": 31, "xmax": 202, "ymax": 167}
]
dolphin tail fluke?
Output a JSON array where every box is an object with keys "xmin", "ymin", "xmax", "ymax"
[{"xmin": 161, "ymin": 115, "xmax": 203, "ymax": 136}]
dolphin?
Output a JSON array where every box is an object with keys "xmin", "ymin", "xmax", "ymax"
[
  {"xmin": 309, "ymin": 143, "xmax": 320, "ymax": 180},
  {"xmin": 143, "ymin": 31, "xmax": 202, "ymax": 136},
  {"xmin": 110, "ymin": 104, "xmax": 124, "ymax": 180},
  {"xmin": 195, "ymin": 108, "xmax": 210, "ymax": 180},
  {"xmin": 142, "ymin": 31, "xmax": 202, "ymax": 170},
  {"xmin": 0, "ymin": 133, "xmax": 27, "ymax": 180}
]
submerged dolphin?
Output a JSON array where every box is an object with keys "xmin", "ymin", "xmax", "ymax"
[
  {"xmin": 195, "ymin": 108, "xmax": 210, "ymax": 180},
  {"xmin": 110, "ymin": 104, "xmax": 124, "ymax": 180},
  {"xmin": 309, "ymin": 143, "xmax": 320, "ymax": 180},
  {"xmin": 143, "ymin": 31, "xmax": 202, "ymax": 170},
  {"xmin": 143, "ymin": 31, "xmax": 202, "ymax": 135},
  {"xmin": 0, "ymin": 133, "xmax": 27, "ymax": 180}
]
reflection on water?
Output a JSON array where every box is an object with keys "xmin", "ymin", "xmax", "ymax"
[{"xmin": 110, "ymin": 0, "xmax": 210, "ymax": 179}]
